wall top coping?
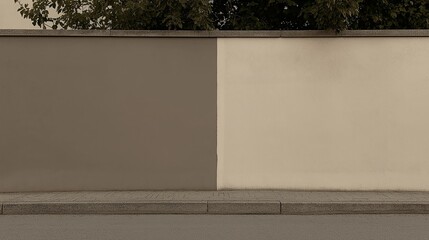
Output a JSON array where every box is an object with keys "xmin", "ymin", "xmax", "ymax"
[{"xmin": 1, "ymin": 29, "xmax": 429, "ymax": 38}]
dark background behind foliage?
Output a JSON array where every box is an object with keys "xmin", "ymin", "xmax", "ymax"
[{"xmin": 15, "ymin": 0, "xmax": 429, "ymax": 31}]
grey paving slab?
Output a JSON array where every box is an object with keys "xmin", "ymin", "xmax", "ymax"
[
  {"xmin": 3, "ymin": 201, "xmax": 207, "ymax": 215},
  {"xmin": 0, "ymin": 193, "xmax": 25, "ymax": 202},
  {"xmin": 208, "ymin": 201, "xmax": 280, "ymax": 214},
  {"xmin": 3, "ymin": 191, "xmax": 429, "ymax": 202}
]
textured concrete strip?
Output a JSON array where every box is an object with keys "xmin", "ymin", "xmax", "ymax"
[
  {"xmin": 213, "ymin": 30, "xmax": 282, "ymax": 38},
  {"xmin": 3, "ymin": 201, "xmax": 207, "ymax": 215},
  {"xmin": 281, "ymin": 202, "xmax": 429, "ymax": 215},
  {"xmin": 279, "ymin": 29, "xmax": 429, "ymax": 37},
  {"xmin": 1, "ymin": 30, "xmax": 429, "ymax": 38},
  {"xmin": 0, "ymin": 29, "xmax": 111, "ymax": 37},
  {"xmin": 208, "ymin": 201, "xmax": 280, "ymax": 214},
  {"xmin": 110, "ymin": 30, "xmax": 213, "ymax": 37}
]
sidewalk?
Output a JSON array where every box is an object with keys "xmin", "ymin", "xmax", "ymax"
[{"xmin": 1, "ymin": 191, "xmax": 429, "ymax": 215}]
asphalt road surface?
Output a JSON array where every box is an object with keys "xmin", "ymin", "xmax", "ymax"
[{"xmin": 1, "ymin": 215, "xmax": 429, "ymax": 240}]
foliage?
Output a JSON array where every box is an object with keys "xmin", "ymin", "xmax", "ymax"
[
  {"xmin": 301, "ymin": 0, "xmax": 362, "ymax": 31},
  {"xmin": 212, "ymin": 0, "xmax": 303, "ymax": 30},
  {"xmin": 14, "ymin": 0, "xmax": 213, "ymax": 30},
  {"xmin": 212, "ymin": 0, "xmax": 362, "ymax": 31},
  {"xmin": 354, "ymin": 0, "xmax": 429, "ymax": 29},
  {"xmin": 15, "ymin": 0, "xmax": 429, "ymax": 31}
]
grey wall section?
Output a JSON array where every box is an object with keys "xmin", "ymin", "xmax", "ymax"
[{"xmin": 0, "ymin": 37, "xmax": 217, "ymax": 192}]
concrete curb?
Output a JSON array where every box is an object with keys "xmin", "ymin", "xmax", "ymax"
[
  {"xmin": 2, "ymin": 191, "xmax": 429, "ymax": 215},
  {"xmin": 2, "ymin": 201, "xmax": 429, "ymax": 215},
  {"xmin": 2, "ymin": 201, "xmax": 208, "ymax": 215},
  {"xmin": 208, "ymin": 201, "xmax": 281, "ymax": 214},
  {"xmin": 281, "ymin": 202, "xmax": 429, "ymax": 215}
]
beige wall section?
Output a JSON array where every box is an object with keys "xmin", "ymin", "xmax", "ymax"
[
  {"xmin": 0, "ymin": 0, "xmax": 36, "ymax": 29},
  {"xmin": 218, "ymin": 37, "xmax": 429, "ymax": 191},
  {"xmin": 0, "ymin": 37, "xmax": 217, "ymax": 192}
]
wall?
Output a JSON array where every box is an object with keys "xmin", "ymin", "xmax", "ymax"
[
  {"xmin": 2, "ymin": 30, "xmax": 429, "ymax": 192},
  {"xmin": 0, "ymin": 0, "xmax": 36, "ymax": 29},
  {"xmin": 217, "ymin": 37, "xmax": 429, "ymax": 191},
  {"xmin": 0, "ymin": 36, "xmax": 217, "ymax": 192}
]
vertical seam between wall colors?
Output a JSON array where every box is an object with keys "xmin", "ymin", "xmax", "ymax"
[
  {"xmin": 216, "ymin": 38, "xmax": 224, "ymax": 190},
  {"xmin": 215, "ymin": 37, "xmax": 219, "ymax": 190},
  {"xmin": 216, "ymin": 37, "xmax": 220, "ymax": 190}
]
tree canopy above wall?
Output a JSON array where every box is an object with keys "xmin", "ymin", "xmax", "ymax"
[{"xmin": 15, "ymin": 0, "xmax": 429, "ymax": 31}]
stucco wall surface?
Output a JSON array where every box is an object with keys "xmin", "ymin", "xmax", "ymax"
[
  {"xmin": 0, "ymin": 37, "xmax": 217, "ymax": 192},
  {"xmin": 2, "ymin": 32, "xmax": 429, "ymax": 192},
  {"xmin": 217, "ymin": 37, "xmax": 429, "ymax": 190},
  {"xmin": 0, "ymin": 0, "xmax": 36, "ymax": 29}
]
